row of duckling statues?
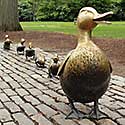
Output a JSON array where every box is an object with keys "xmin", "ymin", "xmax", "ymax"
[
  {"xmin": 2, "ymin": 7, "xmax": 113, "ymax": 120},
  {"xmin": 3, "ymin": 35, "xmax": 60, "ymax": 78}
]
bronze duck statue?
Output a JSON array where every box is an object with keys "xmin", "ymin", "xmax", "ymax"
[
  {"xmin": 48, "ymin": 54, "xmax": 60, "ymax": 78},
  {"xmin": 3, "ymin": 35, "xmax": 13, "ymax": 50},
  {"xmin": 25, "ymin": 42, "xmax": 35, "ymax": 60},
  {"xmin": 17, "ymin": 38, "xmax": 26, "ymax": 55},
  {"xmin": 35, "ymin": 53, "xmax": 46, "ymax": 68},
  {"xmin": 57, "ymin": 7, "xmax": 113, "ymax": 119}
]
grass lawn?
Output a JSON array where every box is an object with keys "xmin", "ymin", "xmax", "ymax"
[{"xmin": 20, "ymin": 21, "xmax": 125, "ymax": 39}]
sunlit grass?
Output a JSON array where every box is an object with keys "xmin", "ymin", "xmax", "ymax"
[{"xmin": 20, "ymin": 21, "xmax": 125, "ymax": 39}]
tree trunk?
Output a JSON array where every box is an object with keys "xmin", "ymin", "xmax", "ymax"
[{"xmin": 0, "ymin": 0, "xmax": 22, "ymax": 31}]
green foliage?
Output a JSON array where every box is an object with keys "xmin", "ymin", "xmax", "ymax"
[
  {"xmin": 18, "ymin": 0, "xmax": 124, "ymax": 21},
  {"xmin": 18, "ymin": 1, "xmax": 33, "ymax": 21}
]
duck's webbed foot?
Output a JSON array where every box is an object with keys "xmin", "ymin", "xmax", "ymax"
[
  {"xmin": 89, "ymin": 100, "xmax": 105, "ymax": 119},
  {"xmin": 66, "ymin": 98, "xmax": 85, "ymax": 119}
]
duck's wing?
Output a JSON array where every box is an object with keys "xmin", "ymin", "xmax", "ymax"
[{"xmin": 57, "ymin": 50, "xmax": 74, "ymax": 76}]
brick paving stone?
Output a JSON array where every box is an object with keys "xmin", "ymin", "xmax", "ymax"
[
  {"xmin": 35, "ymin": 70, "xmax": 47, "ymax": 75},
  {"xmin": 3, "ymin": 122, "xmax": 16, "ymax": 125},
  {"xmin": 117, "ymin": 109, "xmax": 125, "ymax": 116},
  {"xmin": 0, "ymin": 77, "xmax": 2, "ymax": 82},
  {"xmin": 3, "ymin": 89, "xmax": 17, "ymax": 96},
  {"xmin": 16, "ymin": 88, "xmax": 29, "ymax": 97},
  {"xmin": 25, "ymin": 77, "xmax": 37, "ymax": 84},
  {"xmin": 0, "ymin": 89, "xmax": 2, "ymax": 93},
  {"xmin": 10, "ymin": 96, "xmax": 24, "ymax": 105},
  {"xmin": 19, "ymin": 82, "xmax": 33, "ymax": 89},
  {"xmin": 112, "ymin": 95, "xmax": 125, "ymax": 102},
  {"xmin": 117, "ymin": 101, "xmax": 125, "ymax": 108},
  {"xmin": 53, "ymin": 102, "xmax": 73, "ymax": 115},
  {"xmin": 110, "ymin": 79, "xmax": 125, "ymax": 87},
  {"xmin": 111, "ymin": 75, "xmax": 125, "ymax": 83},
  {"xmin": 12, "ymin": 112, "xmax": 34, "ymax": 125},
  {"xmin": 0, "ymin": 81, "xmax": 10, "ymax": 89},
  {"xmin": 31, "ymin": 74, "xmax": 42, "ymax": 79},
  {"xmin": 56, "ymin": 95, "xmax": 68, "ymax": 104},
  {"xmin": 51, "ymin": 113, "xmax": 78, "ymax": 125},
  {"xmin": 43, "ymin": 89, "xmax": 62, "ymax": 99},
  {"xmin": 3, "ymin": 69, "xmax": 13, "ymax": 74},
  {"xmin": 24, "ymin": 95, "xmax": 41, "ymax": 105},
  {"xmin": 31, "ymin": 113, "xmax": 53, "ymax": 125},
  {"xmin": 16, "ymin": 67, "xmax": 27, "ymax": 72},
  {"xmin": 110, "ymin": 85, "xmax": 125, "ymax": 93},
  {"xmin": 36, "ymin": 104, "xmax": 58, "ymax": 118},
  {"xmin": 57, "ymin": 89, "xmax": 65, "ymax": 96},
  {"xmin": 109, "ymin": 89, "xmax": 125, "ymax": 97},
  {"xmin": 37, "ymin": 94, "xmax": 56, "ymax": 106},
  {"xmin": 48, "ymin": 82, "xmax": 60, "ymax": 91},
  {"xmin": 19, "ymin": 72, "xmax": 29, "ymax": 78},
  {"xmin": 2, "ymin": 75, "xmax": 13, "ymax": 83},
  {"xmin": 27, "ymin": 88, "xmax": 43, "ymax": 96},
  {"xmin": 4, "ymin": 102, "xmax": 21, "ymax": 113},
  {"xmin": 0, "ymin": 101, "xmax": 4, "ymax": 109},
  {"xmin": 42, "ymin": 73, "xmax": 49, "ymax": 78},
  {"xmin": 36, "ymin": 76, "xmax": 50, "ymax": 83},
  {"xmin": 116, "ymin": 118, "xmax": 125, "ymax": 125},
  {"xmin": 97, "ymin": 119, "xmax": 118, "ymax": 125},
  {"xmin": 8, "ymin": 81, "xmax": 21, "ymax": 89},
  {"xmin": 0, "ymin": 109, "xmax": 12, "ymax": 122},
  {"xmin": 20, "ymin": 103, "xmax": 38, "ymax": 116},
  {"xmin": 104, "ymin": 91, "xmax": 114, "ymax": 96},
  {"xmin": 100, "ymin": 98, "xmax": 121, "ymax": 110},
  {"xmin": 33, "ymin": 82, "xmax": 48, "ymax": 90},
  {"xmin": 0, "ymin": 93, "xmax": 10, "ymax": 102},
  {"xmin": 77, "ymin": 119, "xmax": 96, "ymax": 125},
  {"xmin": 9, "ymin": 74, "xmax": 26, "ymax": 83},
  {"xmin": 23, "ymin": 70, "xmax": 35, "ymax": 75},
  {"xmin": 100, "ymin": 105, "xmax": 121, "ymax": 120}
]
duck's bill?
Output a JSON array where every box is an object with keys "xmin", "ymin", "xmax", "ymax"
[{"xmin": 93, "ymin": 11, "xmax": 113, "ymax": 24}]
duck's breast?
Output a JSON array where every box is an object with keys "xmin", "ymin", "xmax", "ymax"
[{"xmin": 60, "ymin": 47, "xmax": 111, "ymax": 102}]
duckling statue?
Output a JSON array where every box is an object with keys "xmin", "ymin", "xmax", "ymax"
[
  {"xmin": 48, "ymin": 54, "xmax": 60, "ymax": 78},
  {"xmin": 57, "ymin": 7, "xmax": 113, "ymax": 119},
  {"xmin": 25, "ymin": 42, "xmax": 35, "ymax": 60},
  {"xmin": 3, "ymin": 35, "xmax": 13, "ymax": 50},
  {"xmin": 35, "ymin": 53, "xmax": 46, "ymax": 68},
  {"xmin": 17, "ymin": 38, "xmax": 26, "ymax": 55}
]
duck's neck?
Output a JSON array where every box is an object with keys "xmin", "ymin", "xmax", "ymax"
[{"xmin": 77, "ymin": 29, "xmax": 92, "ymax": 48}]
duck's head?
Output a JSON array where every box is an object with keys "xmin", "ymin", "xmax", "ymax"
[
  {"xmin": 53, "ymin": 54, "xmax": 59, "ymax": 63},
  {"xmin": 21, "ymin": 38, "xmax": 25, "ymax": 44},
  {"xmin": 5, "ymin": 35, "xmax": 9, "ymax": 39},
  {"xmin": 28, "ymin": 42, "xmax": 32, "ymax": 49},
  {"xmin": 77, "ymin": 7, "xmax": 113, "ymax": 31}
]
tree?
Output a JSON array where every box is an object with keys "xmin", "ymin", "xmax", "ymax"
[{"xmin": 0, "ymin": 0, "xmax": 22, "ymax": 31}]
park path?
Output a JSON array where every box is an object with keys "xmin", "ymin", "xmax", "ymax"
[{"xmin": 0, "ymin": 43, "xmax": 125, "ymax": 125}]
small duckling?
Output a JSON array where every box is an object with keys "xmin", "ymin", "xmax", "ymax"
[
  {"xmin": 17, "ymin": 38, "xmax": 26, "ymax": 55},
  {"xmin": 25, "ymin": 42, "xmax": 35, "ymax": 60},
  {"xmin": 48, "ymin": 54, "xmax": 60, "ymax": 78},
  {"xmin": 35, "ymin": 53, "xmax": 46, "ymax": 68},
  {"xmin": 3, "ymin": 35, "xmax": 13, "ymax": 50}
]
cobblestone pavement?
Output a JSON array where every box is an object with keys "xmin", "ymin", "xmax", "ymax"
[{"xmin": 0, "ymin": 43, "xmax": 125, "ymax": 125}]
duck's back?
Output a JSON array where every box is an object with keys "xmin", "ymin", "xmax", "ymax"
[{"xmin": 60, "ymin": 45, "xmax": 111, "ymax": 103}]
